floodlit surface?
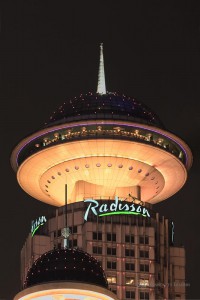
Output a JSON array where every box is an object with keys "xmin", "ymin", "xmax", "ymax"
[
  {"xmin": 16, "ymin": 138, "xmax": 187, "ymax": 206},
  {"xmin": 14, "ymin": 282, "xmax": 118, "ymax": 300},
  {"xmin": 11, "ymin": 120, "xmax": 192, "ymax": 206}
]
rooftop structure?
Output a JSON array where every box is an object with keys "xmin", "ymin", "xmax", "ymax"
[
  {"xmin": 15, "ymin": 248, "xmax": 117, "ymax": 300},
  {"xmin": 24, "ymin": 248, "xmax": 108, "ymax": 289},
  {"xmin": 10, "ymin": 44, "xmax": 192, "ymax": 207},
  {"xmin": 12, "ymin": 44, "xmax": 192, "ymax": 300}
]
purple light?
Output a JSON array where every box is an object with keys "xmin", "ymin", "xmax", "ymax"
[{"xmin": 15, "ymin": 121, "xmax": 189, "ymax": 167}]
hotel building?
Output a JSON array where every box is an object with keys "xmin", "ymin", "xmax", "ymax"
[{"xmin": 11, "ymin": 44, "xmax": 192, "ymax": 300}]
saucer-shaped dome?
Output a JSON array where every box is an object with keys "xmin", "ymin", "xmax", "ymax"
[
  {"xmin": 45, "ymin": 92, "xmax": 164, "ymax": 129},
  {"xmin": 24, "ymin": 248, "xmax": 108, "ymax": 289}
]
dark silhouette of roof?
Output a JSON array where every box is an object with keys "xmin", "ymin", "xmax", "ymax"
[
  {"xmin": 45, "ymin": 92, "xmax": 164, "ymax": 129},
  {"xmin": 24, "ymin": 248, "xmax": 108, "ymax": 289}
]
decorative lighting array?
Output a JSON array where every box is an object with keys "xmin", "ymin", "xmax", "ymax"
[
  {"xmin": 17, "ymin": 124, "xmax": 184, "ymax": 167},
  {"xmin": 44, "ymin": 92, "xmax": 161, "ymax": 128}
]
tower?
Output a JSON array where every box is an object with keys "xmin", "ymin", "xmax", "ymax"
[{"xmin": 11, "ymin": 44, "xmax": 192, "ymax": 300}]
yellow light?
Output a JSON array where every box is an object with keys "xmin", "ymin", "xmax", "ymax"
[
  {"xmin": 14, "ymin": 282, "xmax": 118, "ymax": 300},
  {"xmin": 16, "ymin": 138, "xmax": 187, "ymax": 206}
]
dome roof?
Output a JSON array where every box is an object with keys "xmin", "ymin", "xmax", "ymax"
[
  {"xmin": 24, "ymin": 248, "xmax": 108, "ymax": 289},
  {"xmin": 45, "ymin": 92, "xmax": 164, "ymax": 129}
]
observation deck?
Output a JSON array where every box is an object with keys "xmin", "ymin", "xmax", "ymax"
[
  {"xmin": 11, "ymin": 93, "xmax": 192, "ymax": 206},
  {"xmin": 11, "ymin": 45, "xmax": 192, "ymax": 207}
]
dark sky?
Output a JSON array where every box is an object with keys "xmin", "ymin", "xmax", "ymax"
[{"xmin": 1, "ymin": 1, "xmax": 200, "ymax": 299}]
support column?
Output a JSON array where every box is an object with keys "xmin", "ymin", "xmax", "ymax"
[{"xmin": 136, "ymin": 185, "xmax": 141, "ymax": 200}]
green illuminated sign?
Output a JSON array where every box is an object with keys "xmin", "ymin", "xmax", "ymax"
[
  {"xmin": 31, "ymin": 216, "xmax": 47, "ymax": 237},
  {"xmin": 84, "ymin": 196, "xmax": 150, "ymax": 221}
]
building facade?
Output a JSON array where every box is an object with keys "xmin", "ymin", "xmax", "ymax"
[
  {"xmin": 12, "ymin": 45, "xmax": 192, "ymax": 300},
  {"xmin": 21, "ymin": 200, "xmax": 185, "ymax": 300}
]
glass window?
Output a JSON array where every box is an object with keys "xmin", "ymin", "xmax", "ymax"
[
  {"xmin": 125, "ymin": 234, "xmax": 134, "ymax": 243},
  {"xmin": 126, "ymin": 291, "xmax": 135, "ymax": 299},
  {"xmin": 93, "ymin": 232, "xmax": 97, "ymax": 240},
  {"xmin": 68, "ymin": 227, "xmax": 72, "ymax": 234},
  {"xmin": 125, "ymin": 263, "xmax": 135, "ymax": 271},
  {"xmin": 139, "ymin": 279, "xmax": 149, "ymax": 287},
  {"xmin": 140, "ymin": 264, "xmax": 149, "ymax": 272},
  {"xmin": 107, "ymin": 233, "xmax": 116, "ymax": 242},
  {"xmin": 125, "ymin": 277, "xmax": 135, "ymax": 285},
  {"xmin": 140, "ymin": 291, "xmax": 149, "ymax": 300},
  {"xmin": 107, "ymin": 247, "xmax": 116, "ymax": 256},
  {"xmin": 93, "ymin": 232, "xmax": 102, "ymax": 240},
  {"xmin": 125, "ymin": 249, "xmax": 135, "ymax": 257},
  {"xmin": 93, "ymin": 246, "xmax": 102, "ymax": 254},
  {"xmin": 72, "ymin": 225, "xmax": 77, "ymax": 233},
  {"xmin": 107, "ymin": 276, "xmax": 117, "ymax": 284},
  {"xmin": 68, "ymin": 239, "xmax": 77, "ymax": 248},
  {"xmin": 139, "ymin": 250, "xmax": 149, "ymax": 258},
  {"xmin": 69, "ymin": 226, "xmax": 77, "ymax": 234},
  {"xmin": 139, "ymin": 236, "xmax": 149, "ymax": 244},
  {"xmin": 107, "ymin": 261, "xmax": 117, "ymax": 269},
  {"xmin": 140, "ymin": 236, "xmax": 144, "ymax": 244},
  {"xmin": 158, "ymin": 272, "xmax": 161, "ymax": 281}
]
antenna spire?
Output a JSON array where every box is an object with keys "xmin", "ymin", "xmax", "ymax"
[{"xmin": 97, "ymin": 43, "xmax": 106, "ymax": 94}]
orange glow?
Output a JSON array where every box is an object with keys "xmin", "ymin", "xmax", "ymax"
[
  {"xmin": 16, "ymin": 139, "xmax": 187, "ymax": 206},
  {"xmin": 14, "ymin": 282, "xmax": 118, "ymax": 300}
]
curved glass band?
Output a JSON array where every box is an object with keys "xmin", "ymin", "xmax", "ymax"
[{"xmin": 17, "ymin": 123, "xmax": 186, "ymax": 167}]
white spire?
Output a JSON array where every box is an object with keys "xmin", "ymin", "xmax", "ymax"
[{"xmin": 97, "ymin": 43, "xmax": 106, "ymax": 94}]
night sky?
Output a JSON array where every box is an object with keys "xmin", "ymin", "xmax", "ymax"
[{"xmin": 1, "ymin": 1, "xmax": 200, "ymax": 299}]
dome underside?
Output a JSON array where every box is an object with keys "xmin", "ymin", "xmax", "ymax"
[
  {"xmin": 17, "ymin": 139, "xmax": 187, "ymax": 206},
  {"xmin": 24, "ymin": 248, "xmax": 108, "ymax": 289},
  {"xmin": 46, "ymin": 93, "xmax": 164, "ymax": 129}
]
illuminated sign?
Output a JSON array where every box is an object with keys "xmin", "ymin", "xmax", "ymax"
[
  {"xmin": 31, "ymin": 216, "xmax": 47, "ymax": 237},
  {"xmin": 84, "ymin": 196, "xmax": 150, "ymax": 221}
]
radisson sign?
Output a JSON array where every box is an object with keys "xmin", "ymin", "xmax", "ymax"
[
  {"xmin": 84, "ymin": 196, "xmax": 150, "ymax": 221},
  {"xmin": 31, "ymin": 216, "xmax": 47, "ymax": 237}
]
